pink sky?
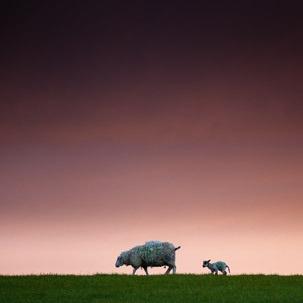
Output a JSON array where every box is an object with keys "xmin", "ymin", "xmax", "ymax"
[{"xmin": 1, "ymin": 125, "xmax": 302, "ymax": 275}]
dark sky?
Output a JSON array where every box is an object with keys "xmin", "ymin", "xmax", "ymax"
[
  {"xmin": 1, "ymin": 1, "xmax": 303, "ymax": 274},
  {"xmin": 2, "ymin": 1, "xmax": 302, "ymax": 142}
]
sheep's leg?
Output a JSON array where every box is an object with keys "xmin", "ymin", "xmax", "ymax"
[
  {"xmin": 165, "ymin": 266, "xmax": 173, "ymax": 274},
  {"xmin": 143, "ymin": 267, "xmax": 149, "ymax": 276},
  {"xmin": 132, "ymin": 267, "xmax": 138, "ymax": 275},
  {"xmin": 173, "ymin": 266, "xmax": 176, "ymax": 274},
  {"xmin": 215, "ymin": 270, "xmax": 218, "ymax": 275}
]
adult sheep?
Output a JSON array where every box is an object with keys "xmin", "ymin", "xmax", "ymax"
[{"xmin": 115, "ymin": 241, "xmax": 181, "ymax": 275}]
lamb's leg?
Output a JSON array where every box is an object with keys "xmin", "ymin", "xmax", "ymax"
[
  {"xmin": 173, "ymin": 266, "xmax": 176, "ymax": 274},
  {"xmin": 143, "ymin": 267, "xmax": 149, "ymax": 276},
  {"xmin": 165, "ymin": 266, "xmax": 173, "ymax": 274},
  {"xmin": 132, "ymin": 267, "xmax": 138, "ymax": 275},
  {"xmin": 223, "ymin": 265, "xmax": 227, "ymax": 275}
]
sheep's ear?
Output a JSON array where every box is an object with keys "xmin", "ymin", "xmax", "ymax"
[{"xmin": 208, "ymin": 259, "xmax": 211, "ymax": 262}]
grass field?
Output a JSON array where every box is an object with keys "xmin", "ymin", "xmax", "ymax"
[{"xmin": 0, "ymin": 274, "xmax": 302, "ymax": 303}]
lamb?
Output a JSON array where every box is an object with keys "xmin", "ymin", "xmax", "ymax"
[
  {"xmin": 115, "ymin": 241, "xmax": 181, "ymax": 275},
  {"xmin": 202, "ymin": 259, "xmax": 230, "ymax": 275}
]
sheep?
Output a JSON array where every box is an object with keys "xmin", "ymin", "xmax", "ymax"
[
  {"xmin": 115, "ymin": 241, "xmax": 181, "ymax": 275},
  {"xmin": 202, "ymin": 259, "xmax": 230, "ymax": 275}
]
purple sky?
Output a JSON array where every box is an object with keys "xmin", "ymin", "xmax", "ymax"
[{"xmin": 1, "ymin": 1, "xmax": 302, "ymax": 275}]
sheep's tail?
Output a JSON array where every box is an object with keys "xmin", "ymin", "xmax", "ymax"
[
  {"xmin": 226, "ymin": 265, "xmax": 230, "ymax": 273},
  {"xmin": 175, "ymin": 246, "xmax": 181, "ymax": 251}
]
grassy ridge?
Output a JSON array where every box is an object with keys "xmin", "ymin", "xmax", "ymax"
[{"xmin": 0, "ymin": 274, "xmax": 302, "ymax": 303}]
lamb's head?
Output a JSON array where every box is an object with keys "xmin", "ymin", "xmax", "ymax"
[
  {"xmin": 202, "ymin": 260, "xmax": 211, "ymax": 267},
  {"xmin": 115, "ymin": 251, "xmax": 128, "ymax": 267}
]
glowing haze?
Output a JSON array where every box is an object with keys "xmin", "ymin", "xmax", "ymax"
[{"xmin": 1, "ymin": 2, "xmax": 302, "ymax": 275}]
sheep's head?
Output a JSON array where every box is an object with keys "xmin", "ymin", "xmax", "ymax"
[
  {"xmin": 115, "ymin": 252, "xmax": 127, "ymax": 267},
  {"xmin": 202, "ymin": 260, "xmax": 211, "ymax": 267},
  {"xmin": 115, "ymin": 255, "xmax": 123, "ymax": 267}
]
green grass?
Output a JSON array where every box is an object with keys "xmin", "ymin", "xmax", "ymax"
[{"xmin": 0, "ymin": 274, "xmax": 302, "ymax": 303}]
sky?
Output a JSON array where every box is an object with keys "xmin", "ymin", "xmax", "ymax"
[{"xmin": 1, "ymin": 1, "xmax": 302, "ymax": 275}]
